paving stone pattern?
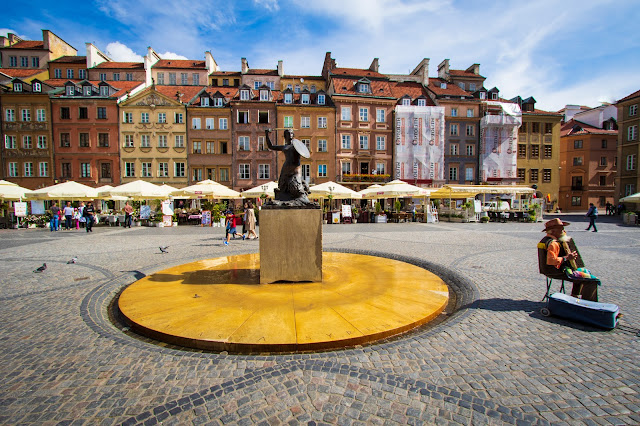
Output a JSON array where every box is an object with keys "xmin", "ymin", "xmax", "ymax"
[{"xmin": 0, "ymin": 214, "xmax": 638, "ymax": 425}]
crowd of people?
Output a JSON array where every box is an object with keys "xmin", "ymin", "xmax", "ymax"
[
  {"xmin": 49, "ymin": 201, "xmax": 95, "ymax": 232},
  {"xmin": 224, "ymin": 202, "xmax": 258, "ymax": 246}
]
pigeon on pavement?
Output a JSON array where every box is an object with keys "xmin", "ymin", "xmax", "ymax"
[
  {"xmin": 33, "ymin": 263, "xmax": 47, "ymax": 273},
  {"xmin": 67, "ymin": 257, "xmax": 77, "ymax": 264},
  {"xmin": 159, "ymin": 246, "xmax": 169, "ymax": 254}
]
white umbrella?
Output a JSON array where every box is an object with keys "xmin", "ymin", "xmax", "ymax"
[
  {"xmin": 158, "ymin": 184, "xmax": 179, "ymax": 198},
  {"xmin": 101, "ymin": 180, "xmax": 166, "ymax": 200},
  {"xmin": 358, "ymin": 184, "xmax": 384, "ymax": 199},
  {"xmin": 371, "ymin": 179, "xmax": 432, "ymax": 198},
  {"xmin": 309, "ymin": 181, "xmax": 361, "ymax": 199},
  {"xmin": 170, "ymin": 179, "xmax": 240, "ymax": 199},
  {"xmin": 27, "ymin": 181, "xmax": 99, "ymax": 201},
  {"xmin": 0, "ymin": 180, "xmax": 32, "ymax": 201},
  {"xmin": 620, "ymin": 192, "xmax": 640, "ymax": 203},
  {"xmin": 241, "ymin": 181, "xmax": 278, "ymax": 199}
]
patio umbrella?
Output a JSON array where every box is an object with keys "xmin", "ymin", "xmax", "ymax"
[
  {"xmin": 241, "ymin": 181, "xmax": 278, "ymax": 199},
  {"xmin": 309, "ymin": 181, "xmax": 361, "ymax": 199},
  {"xmin": 170, "ymin": 180, "xmax": 240, "ymax": 199},
  {"xmin": 0, "ymin": 180, "xmax": 33, "ymax": 201},
  {"xmin": 27, "ymin": 181, "xmax": 99, "ymax": 201},
  {"xmin": 371, "ymin": 180, "xmax": 432, "ymax": 198},
  {"xmin": 620, "ymin": 192, "xmax": 640, "ymax": 203},
  {"xmin": 158, "ymin": 184, "xmax": 179, "ymax": 198},
  {"xmin": 358, "ymin": 184, "xmax": 384, "ymax": 199},
  {"xmin": 100, "ymin": 180, "xmax": 166, "ymax": 201}
]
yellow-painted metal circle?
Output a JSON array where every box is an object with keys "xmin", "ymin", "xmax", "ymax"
[{"xmin": 118, "ymin": 252, "xmax": 449, "ymax": 352}]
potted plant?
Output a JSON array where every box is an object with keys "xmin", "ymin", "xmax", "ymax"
[
  {"xmin": 374, "ymin": 202, "xmax": 387, "ymax": 223},
  {"xmin": 480, "ymin": 215, "xmax": 490, "ymax": 223},
  {"xmin": 352, "ymin": 205, "xmax": 359, "ymax": 224}
]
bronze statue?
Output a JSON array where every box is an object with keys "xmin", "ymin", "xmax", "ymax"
[{"xmin": 265, "ymin": 128, "xmax": 317, "ymax": 207}]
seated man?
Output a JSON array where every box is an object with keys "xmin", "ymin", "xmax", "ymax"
[{"xmin": 538, "ymin": 218, "xmax": 599, "ymax": 301}]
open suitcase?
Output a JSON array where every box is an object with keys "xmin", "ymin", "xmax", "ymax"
[{"xmin": 542, "ymin": 293, "xmax": 619, "ymax": 329}]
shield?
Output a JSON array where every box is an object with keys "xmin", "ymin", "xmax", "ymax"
[{"xmin": 292, "ymin": 139, "xmax": 310, "ymax": 158}]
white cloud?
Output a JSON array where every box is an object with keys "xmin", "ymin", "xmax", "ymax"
[
  {"xmin": 105, "ymin": 42, "xmax": 144, "ymax": 62},
  {"xmin": 159, "ymin": 51, "xmax": 188, "ymax": 60},
  {"xmin": 254, "ymin": 0, "xmax": 279, "ymax": 12},
  {"xmin": 0, "ymin": 28, "xmax": 29, "ymax": 40}
]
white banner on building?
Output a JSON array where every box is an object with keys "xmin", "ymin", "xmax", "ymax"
[
  {"xmin": 394, "ymin": 105, "xmax": 445, "ymax": 182},
  {"xmin": 480, "ymin": 102, "xmax": 522, "ymax": 181}
]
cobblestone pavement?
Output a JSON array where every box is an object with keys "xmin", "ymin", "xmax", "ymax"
[{"xmin": 0, "ymin": 214, "xmax": 638, "ymax": 425}]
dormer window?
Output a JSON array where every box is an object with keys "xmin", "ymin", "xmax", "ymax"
[
  {"xmin": 402, "ymin": 98, "xmax": 411, "ymax": 106},
  {"xmin": 440, "ymin": 82, "xmax": 447, "ymax": 89},
  {"xmin": 301, "ymin": 93, "xmax": 310, "ymax": 104},
  {"xmin": 240, "ymin": 89, "xmax": 250, "ymax": 101},
  {"xmin": 13, "ymin": 82, "xmax": 22, "ymax": 92},
  {"xmin": 317, "ymin": 94, "xmax": 325, "ymax": 105},
  {"xmin": 100, "ymin": 86, "xmax": 109, "ymax": 97},
  {"xmin": 65, "ymin": 85, "xmax": 75, "ymax": 96},
  {"xmin": 491, "ymin": 92, "xmax": 498, "ymax": 100},
  {"xmin": 260, "ymin": 89, "xmax": 269, "ymax": 101},
  {"xmin": 84, "ymin": 86, "xmax": 92, "ymax": 96},
  {"xmin": 479, "ymin": 92, "xmax": 486, "ymax": 100},
  {"xmin": 417, "ymin": 99, "xmax": 426, "ymax": 107},
  {"xmin": 33, "ymin": 82, "xmax": 41, "ymax": 92},
  {"xmin": 286, "ymin": 84, "xmax": 292, "ymax": 90},
  {"xmin": 358, "ymin": 83, "xmax": 369, "ymax": 93},
  {"xmin": 214, "ymin": 97, "xmax": 223, "ymax": 107},
  {"xmin": 284, "ymin": 93, "xmax": 293, "ymax": 104},
  {"xmin": 201, "ymin": 97, "xmax": 209, "ymax": 106}
]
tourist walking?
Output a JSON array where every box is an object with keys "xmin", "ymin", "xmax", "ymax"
[
  {"xmin": 50, "ymin": 202, "xmax": 60, "ymax": 231},
  {"xmin": 63, "ymin": 201, "xmax": 74, "ymax": 230},
  {"xmin": 123, "ymin": 202, "xmax": 134, "ymax": 228},
  {"xmin": 224, "ymin": 210, "xmax": 238, "ymax": 246},
  {"xmin": 78, "ymin": 201, "xmax": 86, "ymax": 229},
  {"xmin": 84, "ymin": 201, "xmax": 95, "ymax": 232},
  {"xmin": 243, "ymin": 202, "xmax": 258, "ymax": 240},
  {"xmin": 585, "ymin": 203, "xmax": 598, "ymax": 232}
]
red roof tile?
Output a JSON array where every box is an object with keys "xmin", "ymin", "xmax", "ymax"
[
  {"xmin": 154, "ymin": 59, "xmax": 206, "ymax": 69},
  {"xmin": 210, "ymin": 71, "xmax": 241, "ymax": 76},
  {"xmin": 189, "ymin": 87, "xmax": 238, "ymax": 106},
  {"xmin": 93, "ymin": 62, "xmax": 144, "ymax": 70},
  {"xmin": 617, "ymin": 89, "xmax": 640, "ymax": 103},
  {"xmin": 427, "ymin": 78, "xmax": 471, "ymax": 97},
  {"xmin": 390, "ymin": 81, "xmax": 434, "ymax": 105},
  {"xmin": 331, "ymin": 77, "xmax": 394, "ymax": 98},
  {"xmin": 42, "ymin": 79, "xmax": 70, "ymax": 87},
  {"xmin": 449, "ymin": 69, "xmax": 484, "ymax": 79},
  {"xmin": 154, "ymin": 85, "xmax": 205, "ymax": 103},
  {"xmin": 331, "ymin": 68, "xmax": 386, "ymax": 79},
  {"xmin": 111, "ymin": 81, "xmax": 145, "ymax": 98},
  {"xmin": 560, "ymin": 118, "xmax": 618, "ymax": 137},
  {"xmin": 0, "ymin": 68, "xmax": 45, "ymax": 78},
  {"xmin": 244, "ymin": 69, "xmax": 279, "ymax": 76},
  {"xmin": 283, "ymin": 75, "xmax": 324, "ymax": 81},
  {"xmin": 50, "ymin": 56, "xmax": 86, "ymax": 64},
  {"xmin": 3, "ymin": 40, "xmax": 45, "ymax": 49}
]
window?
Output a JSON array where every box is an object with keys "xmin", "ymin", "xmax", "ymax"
[
  {"xmin": 601, "ymin": 139, "xmax": 607, "ymax": 149},
  {"xmin": 8, "ymin": 162, "xmax": 18, "ymax": 177},
  {"xmin": 158, "ymin": 162, "xmax": 169, "ymax": 177},
  {"xmin": 39, "ymin": 162, "xmax": 48, "ymax": 177},
  {"xmin": 254, "ymin": 81, "xmax": 262, "ymax": 90},
  {"xmin": 13, "ymin": 82, "xmax": 22, "ymax": 92},
  {"xmin": 141, "ymin": 112, "xmax": 149, "ymax": 123},
  {"xmin": 21, "ymin": 56, "xmax": 29, "ymax": 67},
  {"xmin": 123, "ymin": 112, "xmax": 133, "ymax": 123},
  {"xmin": 192, "ymin": 117, "xmax": 201, "ymax": 129},
  {"xmin": 469, "ymin": 83, "xmax": 476, "ymax": 91},
  {"xmin": 124, "ymin": 162, "xmax": 135, "ymax": 177},
  {"xmin": 158, "ymin": 113, "xmax": 166, "ymax": 123},
  {"xmin": 450, "ymin": 124, "xmax": 458, "ymax": 136},
  {"xmin": 221, "ymin": 78, "xmax": 229, "ymax": 86},
  {"xmin": 359, "ymin": 135, "xmax": 369, "ymax": 150},
  {"xmin": 141, "ymin": 162, "xmax": 151, "ymax": 178},
  {"xmin": 341, "ymin": 162, "xmax": 351, "ymax": 175},
  {"xmin": 175, "ymin": 135, "xmax": 185, "ymax": 148},
  {"xmin": 376, "ymin": 136, "xmax": 386, "ymax": 151},
  {"xmin": 531, "ymin": 122, "xmax": 540, "ymax": 133},
  {"xmin": 376, "ymin": 163, "xmax": 385, "ymax": 175},
  {"xmin": 79, "ymin": 133, "xmax": 90, "ymax": 147},
  {"xmin": 206, "ymin": 141, "xmax": 215, "ymax": 154},
  {"xmin": 205, "ymin": 118, "xmax": 214, "ymax": 129},
  {"xmin": 140, "ymin": 135, "xmax": 150, "ymax": 147},
  {"xmin": 417, "ymin": 99, "xmax": 426, "ymax": 107},
  {"xmin": 24, "ymin": 163, "xmax": 33, "ymax": 177},
  {"xmin": 491, "ymin": 92, "xmax": 498, "ymax": 100},
  {"xmin": 258, "ymin": 89, "xmax": 269, "ymax": 101},
  {"xmin": 100, "ymin": 163, "xmax": 111, "ymax": 179},
  {"xmin": 258, "ymin": 164, "xmax": 270, "ymax": 180},
  {"xmin": 33, "ymin": 82, "xmax": 41, "ymax": 92},
  {"xmin": 544, "ymin": 123, "xmax": 552, "ymax": 134},
  {"xmin": 37, "ymin": 136, "xmax": 47, "ymax": 149},
  {"xmin": 449, "ymin": 166, "xmax": 458, "ymax": 181},
  {"xmin": 301, "ymin": 94, "xmax": 310, "ymax": 104},
  {"xmin": 627, "ymin": 154, "xmax": 636, "ymax": 171},
  {"xmin": 36, "ymin": 109, "xmax": 46, "ymax": 122},
  {"xmin": 180, "ymin": 73, "xmax": 188, "ymax": 85},
  {"xmin": 318, "ymin": 139, "xmax": 327, "ymax": 152},
  {"xmin": 192, "ymin": 168, "xmax": 203, "ymax": 182},
  {"xmin": 317, "ymin": 94, "xmax": 325, "ymax": 105},
  {"xmin": 174, "ymin": 162, "xmax": 185, "ymax": 177},
  {"xmin": 174, "ymin": 113, "xmax": 183, "ymax": 124},
  {"xmin": 98, "ymin": 133, "xmax": 109, "ymax": 147},
  {"xmin": 219, "ymin": 168, "xmax": 229, "ymax": 182},
  {"xmin": 23, "ymin": 135, "xmax": 32, "ymax": 149},
  {"xmin": 80, "ymin": 163, "xmax": 91, "ymax": 178},
  {"xmin": 318, "ymin": 164, "xmax": 327, "ymax": 177},
  {"xmin": 258, "ymin": 136, "xmax": 266, "ymax": 151},
  {"xmin": 572, "ymin": 176, "xmax": 583, "ymax": 189},
  {"xmin": 97, "ymin": 107, "xmax": 107, "ymax": 119},
  {"xmin": 237, "ymin": 111, "xmax": 249, "ymax": 124},
  {"xmin": 341, "ymin": 134, "xmax": 351, "ymax": 149},
  {"xmin": 169, "ymin": 73, "xmax": 176, "ymax": 85},
  {"xmin": 5, "ymin": 109, "xmax": 15, "ymax": 122},
  {"xmin": 451, "ymin": 108, "xmax": 458, "ymax": 117},
  {"xmin": 599, "ymin": 175, "xmax": 607, "ymax": 186},
  {"xmin": 574, "ymin": 140, "xmax": 583, "ymax": 149},
  {"xmin": 240, "ymin": 90, "xmax": 250, "ymax": 101},
  {"xmin": 294, "ymin": 85, "xmax": 300, "ymax": 93},
  {"xmin": 258, "ymin": 111, "xmax": 269, "ymax": 124},
  {"xmin": 284, "ymin": 116, "xmax": 293, "ymax": 128},
  {"xmin": 60, "ymin": 133, "xmax": 70, "ymax": 147},
  {"xmin": 112, "ymin": 73, "xmax": 121, "ymax": 81},
  {"xmin": 600, "ymin": 156, "xmax": 607, "ymax": 166},
  {"xmin": 9, "ymin": 56, "xmax": 17, "ymax": 67},
  {"xmin": 359, "ymin": 108, "xmax": 369, "ymax": 122},
  {"xmin": 301, "ymin": 116, "xmax": 310, "ymax": 128},
  {"xmin": 376, "ymin": 109, "xmax": 385, "ymax": 123},
  {"xmin": 99, "ymin": 73, "xmax": 107, "ymax": 81},
  {"xmin": 629, "ymin": 105, "xmax": 638, "ymax": 116},
  {"xmin": 466, "ymin": 144, "xmax": 474, "ymax": 156},
  {"xmin": 193, "ymin": 141, "xmax": 202, "ymax": 154},
  {"xmin": 573, "ymin": 157, "xmax": 583, "ymax": 166},
  {"xmin": 21, "ymin": 109, "xmax": 31, "ymax": 122},
  {"xmin": 124, "ymin": 135, "xmax": 134, "ymax": 147},
  {"xmin": 624, "ymin": 184, "xmax": 635, "ymax": 196},
  {"xmin": 54, "ymin": 68, "xmax": 62, "ymax": 78},
  {"xmin": 341, "ymin": 106, "xmax": 351, "ymax": 121},
  {"xmin": 518, "ymin": 168, "xmax": 526, "ymax": 180},
  {"xmin": 61, "ymin": 162, "xmax": 71, "ymax": 178},
  {"xmin": 158, "ymin": 135, "xmax": 167, "ymax": 148},
  {"xmin": 284, "ymin": 93, "xmax": 293, "ymax": 104},
  {"xmin": 156, "ymin": 73, "xmax": 165, "ymax": 84},
  {"xmin": 201, "ymin": 97, "xmax": 209, "ymax": 106},
  {"xmin": 239, "ymin": 164, "xmax": 250, "ymax": 179},
  {"xmin": 238, "ymin": 136, "xmax": 250, "ymax": 151},
  {"xmin": 123, "ymin": 72, "xmax": 131, "ymax": 81},
  {"xmin": 100, "ymin": 86, "xmax": 109, "ymax": 97},
  {"xmin": 466, "ymin": 125, "xmax": 475, "ymax": 136},
  {"xmin": 60, "ymin": 107, "xmax": 70, "ymax": 119},
  {"xmin": 84, "ymin": 86, "xmax": 92, "ymax": 96},
  {"xmin": 543, "ymin": 169, "xmax": 551, "ymax": 183},
  {"xmin": 450, "ymin": 144, "xmax": 459, "ymax": 155},
  {"xmin": 458, "ymin": 82, "xmax": 465, "ymax": 90},
  {"xmin": 572, "ymin": 196, "xmax": 581, "ymax": 206},
  {"xmin": 358, "ymin": 83, "xmax": 369, "ymax": 93},
  {"xmin": 4, "ymin": 135, "xmax": 16, "ymax": 149},
  {"xmin": 530, "ymin": 145, "xmax": 539, "ymax": 158},
  {"xmin": 79, "ymin": 107, "xmax": 88, "ymax": 119},
  {"xmin": 544, "ymin": 145, "xmax": 552, "ymax": 158},
  {"xmin": 79, "ymin": 69, "xmax": 88, "ymax": 80},
  {"xmin": 530, "ymin": 169, "xmax": 538, "ymax": 182},
  {"xmin": 267, "ymin": 81, "xmax": 275, "ymax": 90},
  {"xmin": 318, "ymin": 117, "xmax": 327, "ymax": 128},
  {"xmin": 67, "ymin": 69, "xmax": 74, "ymax": 79},
  {"xmin": 219, "ymin": 118, "xmax": 228, "ymax": 130},
  {"xmin": 628, "ymin": 125, "xmax": 638, "ymax": 141},
  {"xmin": 466, "ymin": 109, "xmax": 474, "ymax": 118},
  {"xmin": 465, "ymin": 167, "xmax": 474, "ymax": 181}
]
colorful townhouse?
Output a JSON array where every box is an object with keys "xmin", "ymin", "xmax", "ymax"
[
  {"xmin": 50, "ymin": 79, "xmax": 143, "ymax": 186},
  {"xmin": 1, "ymin": 78, "xmax": 56, "ymax": 188},
  {"xmin": 48, "ymin": 55, "xmax": 87, "ymax": 80},
  {"xmin": 185, "ymin": 86, "xmax": 235, "ymax": 185},
  {"xmin": 322, "ymin": 53, "xmax": 395, "ymax": 188},
  {"xmin": 151, "ymin": 53, "xmax": 218, "ymax": 87},
  {"xmin": 0, "ymin": 30, "xmax": 76, "ymax": 74},
  {"xmin": 511, "ymin": 96, "xmax": 563, "ymax": 208},
  {"xmin": 615, "ymin": 89, "xmax": 640, "ymax": 201},
  {"xmin": 559, "ymin": 104, "xmax": 618, "ymax": 211},
  {"xmin": 117, "ymin": 84, "xmax": 202, "ymax": 187}
]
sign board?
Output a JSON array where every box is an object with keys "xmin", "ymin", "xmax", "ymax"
[
  {"xmin": 201, "ymin": 210, "xmax": 212, "ymax": 226},
  {"xmin": 30, "ymin": 200, "xmax": 45, "ymax": 215},
  {"xmin": 161, "ymin": 200, "xmax": 174, "ymax": 216},
  {"xmin": 332, "ymin": 212, "xmax": 340, "ymax": 223},
  {"xmin": 14, "ymin": 202, "xmax": 27, "ymax": 217},
  {"xmin": 341, "ymin": 204, "xmax": 352, "ymax": 218},
  {"xmin": 162, "ymin": 215, "xmax": 173, "ymax": 227},
  {"xmin": 140, "ymin": 205, "xmax": 151, "ymax": 219}
]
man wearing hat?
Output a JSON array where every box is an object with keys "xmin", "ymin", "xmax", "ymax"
[{"xmin": 538, "ymin": 218, "xmax": 599, "ymax": 301}]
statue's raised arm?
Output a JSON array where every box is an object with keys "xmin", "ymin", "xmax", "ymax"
[{"xmin": 265, "ymin": 128, "xmax": 284, "ymax": 151}]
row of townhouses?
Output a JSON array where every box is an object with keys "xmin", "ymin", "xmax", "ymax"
[{"xmin": 1, "ymin": 30, "xmax": 639, "ymax": 211}]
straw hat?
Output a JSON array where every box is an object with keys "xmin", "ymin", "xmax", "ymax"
[{"xmin": 542, "ymin": 218, "xmax": 570, "ymax": 232}]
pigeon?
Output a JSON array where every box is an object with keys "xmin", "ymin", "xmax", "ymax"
[
  {"xmin": 33, "ymin": 263, "xmax": 47, "ymax": 273},
  {"xmin": 159, "ymin": 246, "xmax": 169, "ymax": 254},
  {"xmin": 67, "ymin": 257, "xmax": 77, "ymax": 264}
]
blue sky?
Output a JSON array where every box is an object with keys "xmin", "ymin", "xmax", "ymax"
[{"xmin": 2, "ymin": 0, "xmax": 639, "ymax": 111}]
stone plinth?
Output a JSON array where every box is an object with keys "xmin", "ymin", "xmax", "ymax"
[{"xmin": 259, "ymin": 208, "xmax": 322, "ymax": 283}]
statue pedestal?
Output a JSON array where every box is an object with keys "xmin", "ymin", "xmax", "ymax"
[{"xmin": 259, "ymin": 208, "xmax": 323, "ymax": 283}]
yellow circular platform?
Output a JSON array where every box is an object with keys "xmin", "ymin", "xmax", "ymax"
[{"xmin": 118, "ymin": 252, "xmax": 449, "ymax": 352}]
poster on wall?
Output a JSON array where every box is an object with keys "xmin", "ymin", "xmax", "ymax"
[
  {"xmin": 30, "ymin": 200, "xmax": 45, "ymax": 215},
  {"xmin": 140, "ymin": 205, "xmax": 151, "ymax": 219},
  {"xmin": 161, "ymin": 200, "xmax": 174, "ymax": 216},
  {"xmin": 162, "ymin": 215, "xmax": 173, "ymax": 227},
  {"xmin": 480, "ymin": 102, "xmax": 522, "ymax": 182},
  {"xmin": 14, "ymin": 202, "xmax": 27, "ymax": 217},
  {"xmin": 394, "ymin": 105, "xmax": 445, "ymax": 183},
  {"xmin": 201, "ymin": 211, "xmax": 212, "ymax": 226}
]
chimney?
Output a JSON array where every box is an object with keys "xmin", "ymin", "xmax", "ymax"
[
  {"xmin": 205, "ymin": 51, "xmax": 219, "ymax": 74},
  {"xmin": 277, "ymin": 60, "xmax": 283, "ymax": 77},
  {"xmin": 465, "ymin": 63, "xmax": 480, "ymax": 75},
  {"xmin": 144, "ymin": 47, "xmax": 160, "ymax": 87},
  {"xmin": 241, "ymin": 58, "xmax": 249, "ymax": 74},
  {"xmin": 369, "ymin": 58, "xmax": 379, "ymax": 73},
  {"xmin": 321, "ymin": 52, "xmax": 336, "ymax": 81},
  {"xmin": 437, "ymin": 59, "xmax": 450, "ymax": 81},
  {"xmin": 411, "ymin": 58, "xmax": 430, "ymax": 87}
]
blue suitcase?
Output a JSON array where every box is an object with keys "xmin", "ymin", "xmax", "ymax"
[{"xmin": 543, "ymin": 293, "xmax": 619, "ymax": 329}]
